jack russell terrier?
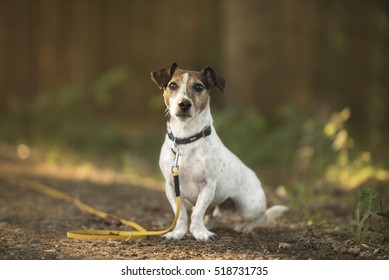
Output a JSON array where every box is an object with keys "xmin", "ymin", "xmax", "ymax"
[{"xmin": 151, "ymin": 63, "xmax": 287, "ymax": 241}]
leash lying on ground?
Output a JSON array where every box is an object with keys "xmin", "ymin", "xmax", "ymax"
[{"xmin": 10, "ymin": 149, "xmax": 182, "ymax": 241}]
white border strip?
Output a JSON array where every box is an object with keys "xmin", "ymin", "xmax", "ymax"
[{"xmin": 0, "ymin": 260, "xmax": 386, "ymax": 280}]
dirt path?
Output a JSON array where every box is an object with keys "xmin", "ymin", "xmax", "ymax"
[{"xmin": 0, "ymin": 163, "xmax": 387, "ymax": 260}]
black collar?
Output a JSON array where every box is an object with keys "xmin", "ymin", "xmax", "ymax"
[{"xmin": 168, "ymin": 125, "xmax": 212, "ymax": 145}]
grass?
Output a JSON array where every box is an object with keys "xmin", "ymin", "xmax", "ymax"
[
  {"xmin": 283, "ymin": 182, "xmax": 329, "ymax": 225},
  {"xmin": 354, "ymin": 187, "xmax": 389, "ymax": 244},
  {"xmin": 355, "ymin": 188, "xmax": 378, "ymax": 244}
]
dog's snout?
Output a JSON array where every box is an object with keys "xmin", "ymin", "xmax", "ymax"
[{"xmin": 178, "ymin": 99, "xmax": 192, "ymax": 112}]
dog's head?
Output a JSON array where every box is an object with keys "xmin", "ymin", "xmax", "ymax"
[{"xmin": 151, "ymin": 63, "xmax": 225, "ymax": 121}]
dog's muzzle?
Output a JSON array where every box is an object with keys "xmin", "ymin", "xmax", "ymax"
[{"xmin": 178, "ymin": 99, "xmax": 192, "ymax": 112}]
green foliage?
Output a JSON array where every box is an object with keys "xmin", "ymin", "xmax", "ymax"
[
  {"xmin": 355, "ymin": 188, "xmax": 377, "ymax": 244},
  {"xmin": 376, "ymin": 210, "xmax": 389, "ymax": 219},
  {"xmin": 323, "ymin": 108, "xmax": 389, "ymax": 189},
  {"xmin": 214, "ymin": 106, "xmax": 389, "ymax": 190},
  {"xmin": 214, "ymin": 106, "xmax": 389, "ymax": 228},
  {"xmin": 354, "ymin": 187, "xmax": 389, "ymax": 244},
  {"xmin": 92, "ymin": 66, "xmax": 131, "ymax": 107},
  {"xmin": 283, "ymin": 182, "xmax": 325, "ymax": 223},
  {"xmin": 1, "ymin": 66, "xmax": 132, "ymax": 159},
  {"xmin": 214, "ymin": 106, "xmax": 305, "ymax": 165}
]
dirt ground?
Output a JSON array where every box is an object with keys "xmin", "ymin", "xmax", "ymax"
[{"xmin": 0, "ymin": 159, "xmax": 388, "ymax": 260}]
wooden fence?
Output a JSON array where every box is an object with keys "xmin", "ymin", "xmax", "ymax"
[{"xmin": 1, "ymin": 0, "xmax": 388, "ymax": 148}]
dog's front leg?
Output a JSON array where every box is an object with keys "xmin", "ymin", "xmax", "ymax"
[
  {"xmin": 190, "ymin": 183, "xmax": 216, "ymax": 241},
  {"xmin": 164, "ymin": 183, "xmax": 188, "ymax": 240}
]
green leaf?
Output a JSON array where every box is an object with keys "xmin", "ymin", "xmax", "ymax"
[{"xmin": 376, "ymin": 210, "xmax": 389, "ymax": 219}]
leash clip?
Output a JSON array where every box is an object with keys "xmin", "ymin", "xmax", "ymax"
[
  {"xmin": 171, "ymin": 139, "xmax": 181, "ymax": 175},
  {"xmin": 171, "ymin": 138, "xmax": 180, "ymax": 156}
]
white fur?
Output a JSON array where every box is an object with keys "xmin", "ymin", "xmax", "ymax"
[{"xmin": 159, "ymin": 72, "xmax": 287, "ymax": 241}]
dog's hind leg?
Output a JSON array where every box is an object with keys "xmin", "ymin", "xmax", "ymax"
[
  {"xmin": 204, "ymin": 205, "xmax": 223, "ymax": 229},
  {"xmin": 234, "ymin": 204, "xmax": 288, "ymax": 232},
  {"xmin": 233, "ymin": 210, "xmax": 266, "ymax": 232},
  {"xmin": 232, "ymin": 187, "xmax": 267, "ymax": 232}
]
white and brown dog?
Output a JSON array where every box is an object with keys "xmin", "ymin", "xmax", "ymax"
[{"xmin": 151, "ymin": 63, "xmax": 287, "ymax": 241}]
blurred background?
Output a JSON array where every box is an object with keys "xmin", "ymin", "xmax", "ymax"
[{"xmin": 1, "ymin": 0, "xmax": 389, "ymax": 197}]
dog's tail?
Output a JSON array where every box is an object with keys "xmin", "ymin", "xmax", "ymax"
[{"xmin": 264, "ymin": 205, "xmax": 288, "ymax": 224}]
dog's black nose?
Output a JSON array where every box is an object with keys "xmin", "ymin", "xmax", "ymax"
[{"xmin": 178, "ymin": 99, "xmax": 192, "ymax": 112}]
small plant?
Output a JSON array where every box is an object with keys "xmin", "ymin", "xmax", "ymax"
[
  {"xmin": 355, "ymin": 188, "xmax": 377, "ymax": 243},
  {"xmin": 283, "ymin": 182, "xmax": 328, "ymax": 224},
  {"xmin": 284, "ymin": 182, "xmax": 312, "ymax": 218},
  {"xmin": 352, "ymin": 187, "xmax": 389, "ymax": 244}
]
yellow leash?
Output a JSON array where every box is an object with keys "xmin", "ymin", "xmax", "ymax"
[{"xmin": 14, "ymin": 164, "xmax": 181, "ymax": 241}]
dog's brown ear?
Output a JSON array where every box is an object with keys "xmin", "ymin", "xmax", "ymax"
[
  {"xmin": 150, "ymin": 63, "xmax": 178, "ymax": 89},
  {"xmin": 201, "ymin": 66, "xmax": 226, "ymax": 93}
]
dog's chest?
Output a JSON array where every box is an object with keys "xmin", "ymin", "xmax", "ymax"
[{"xmin": 160, "ymin": 137, "xmax": 223, "ymax": 202}]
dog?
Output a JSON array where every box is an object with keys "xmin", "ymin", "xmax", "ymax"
[{"xmin": 151, "ymin": 63, "xmax": 287, "ymax": 241}]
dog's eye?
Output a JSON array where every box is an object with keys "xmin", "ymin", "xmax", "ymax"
[
  {"xmin": 193, "ymin": 84, "xmax": 204, "ymax": 93},
  {"xmin": 168, "ymin": 82, "xmax": 178, "ymax": 91}
]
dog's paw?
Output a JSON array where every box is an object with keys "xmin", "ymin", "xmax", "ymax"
[
  {"xmin": 233, "ymin": 224, "xmax": 244, "ymax": 233},
  {"xmin": 163, "ymin": 230, "xmax": 186, "ymax": 240},
  {"xmin": 192, "ymin": 230, "xmax": 217, "ymax": 241},
  {"xmin": 233, "ymin": 223, "xmax": 254, "ymax": 233}
]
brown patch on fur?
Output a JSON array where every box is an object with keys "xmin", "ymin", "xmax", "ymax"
[
  {"xmin": 163, "ymin": 91, "xmax": 170, "ymax": 108},
  {"xmin": 186, "ymin": 75, "xmax": 210, "ymax": 114},
  {"xmin": 180, "ymin": 70, "xmax": 210, "ymax": 113},
  {"xmin": 162, "ymin": 69, "xmax": 211, "ymax": 116}
]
